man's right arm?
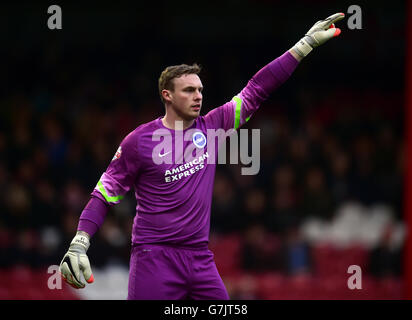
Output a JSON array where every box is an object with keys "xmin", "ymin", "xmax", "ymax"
[
  {"xmin": 77, "ymin": 196, "xmax": 110, "ymax": 238},
  {"xmin": 59, "ymin": 130, "xmax": 141, "ymax": 288},
  {"xmin": 78, "ymin": 130, "xmax": 141, "ymax": 235}
]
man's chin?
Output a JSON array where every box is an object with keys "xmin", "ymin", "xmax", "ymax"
[
  {"xmin": 177, "ymin": 109, "xmax": 201, "ymax": 122},
  {"xmin": 186, "ymin": 110, "xmax": 201, "ymax": 119}
]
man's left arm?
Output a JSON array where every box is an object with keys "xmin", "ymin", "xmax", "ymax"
[{"xmin": 205, "ymin": 13, "xmax": 345, "ymax": 131}]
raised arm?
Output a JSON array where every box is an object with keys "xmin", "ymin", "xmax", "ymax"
[{"xmin": 204, "ymin": 13, "xmax": 345, "ymax": 131}]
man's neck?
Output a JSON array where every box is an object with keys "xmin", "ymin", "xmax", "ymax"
[{"xmin": 162, "ymin": 112, "xmax": 194, "ymax": 130}]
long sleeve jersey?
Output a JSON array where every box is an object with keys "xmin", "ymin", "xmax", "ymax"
[{"xmin": 78, "ymin": 51, "xmax": 299, "ymax": 247}]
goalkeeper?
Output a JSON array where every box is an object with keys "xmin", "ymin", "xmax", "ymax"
[{"xmin": 59, "ymin": 13, "xmax": 345, "ymax": 298}]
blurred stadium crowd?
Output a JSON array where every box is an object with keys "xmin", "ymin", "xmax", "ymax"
[
  {"xmin": 0, "ymin": 73, "xmax": 405, "ymax": 298},
  {"xmin": 0, "ymin": 1, "xmax": 406, "ymax": 299}
]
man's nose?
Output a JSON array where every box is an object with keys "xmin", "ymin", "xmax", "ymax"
[{"xmin": 195, "ymin": 90, "xmax": 202, "ymax": 100}]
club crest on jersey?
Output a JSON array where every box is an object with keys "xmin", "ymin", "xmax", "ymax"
[
  {"xmin": 112, "ymin": 146, "xmax": 122, "ymax": 161},
  {"xmin": 192, "ymin": 132, "xmax": 207, "ymax": 148}
]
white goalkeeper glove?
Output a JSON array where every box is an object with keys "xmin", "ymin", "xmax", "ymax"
[
  {"xmin": 59, "ymin": 231, "xmax": 94, "ymax": 289},
  {"xmin": 292, "ymin": 12, "xmax": 345, "ymax": 58}
]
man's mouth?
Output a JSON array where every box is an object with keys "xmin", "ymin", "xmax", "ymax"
[{"xmin": 191, "ymin": 104, "xmax": 201, "ymax": 111}]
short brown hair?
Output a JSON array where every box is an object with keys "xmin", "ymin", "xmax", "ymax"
[{"xmin": 158, "ymin": 63, "xmax": 202, "ymax": 103}]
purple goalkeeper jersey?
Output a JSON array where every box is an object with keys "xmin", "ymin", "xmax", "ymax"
[{"xmin": 79, "ymin": 51, "xmax": 299, "ymax": 247}]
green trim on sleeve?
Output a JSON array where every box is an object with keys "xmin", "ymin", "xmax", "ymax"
[
  {"xmin": 233, "ymin": 96, "xmax": 242, "ymax": 130},
  {"xmin": 97, "ymin": 180, "xmax": 124, "ymax": 203}
]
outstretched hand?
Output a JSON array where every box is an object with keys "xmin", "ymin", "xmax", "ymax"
[
  {"xmin": 304, "ymin": 13, "xmax": 345, "ymax": 48},
  {"xmin": 292, "ymin": 12, "xmax": 345, "ymax": 58}
]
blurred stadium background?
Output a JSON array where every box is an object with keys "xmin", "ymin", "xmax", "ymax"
[{"xmin": 0, "ymin": 0, "xmax": 408, "ymax": 299}]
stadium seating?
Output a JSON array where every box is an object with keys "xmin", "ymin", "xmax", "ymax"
[
  {"xmin": 209, "ymin": 233, "xmax": 242, "ymax": 276},
  {"xmin": 0, "ymin": 266, "xmax": 80, "ymax": 300},
  {"xmin": 0, "ymin": 234, "xmax": 404, "ymax": 299}
]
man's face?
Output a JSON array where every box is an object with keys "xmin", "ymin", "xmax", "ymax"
[{"xmin": 165, "ymin": 74, "xmax": 203, "ymax": 121}]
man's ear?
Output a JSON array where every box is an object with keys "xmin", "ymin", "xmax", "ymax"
[{"xmin": 162, "ymin": 89, "xmax": 172, "ymax": 103}]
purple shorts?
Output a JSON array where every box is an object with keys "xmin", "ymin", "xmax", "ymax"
[{"xmin": 127, "ymin": 243, "xmax": 230, "ymax": 300}]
